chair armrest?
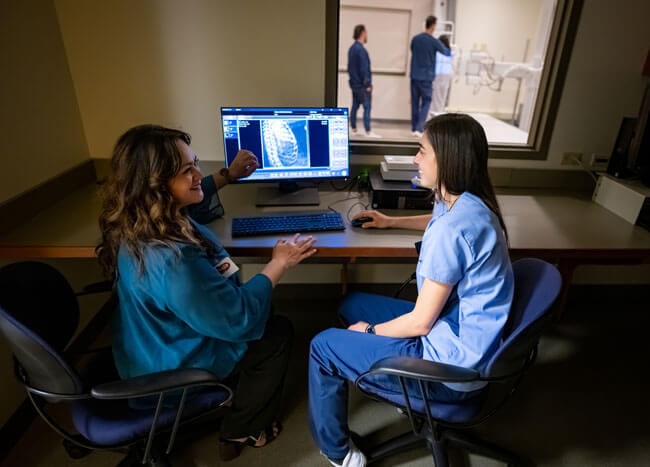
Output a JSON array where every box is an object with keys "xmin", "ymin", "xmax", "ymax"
[
  {"xmin": 366, "ymin": 356, "xmax": 480, "ymax": 383},
  {"xmin": 90, "ymin": 368, "xmax": 227, "ymax": 400},
  {"xmin": 75, "ymin": 280, "xmax": 113, "ymax": 297}
]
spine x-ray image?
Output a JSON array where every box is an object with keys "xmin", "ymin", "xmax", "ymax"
[{"xmin": 261, "ymin": 120, "xmax": 310, "ymax": 168}]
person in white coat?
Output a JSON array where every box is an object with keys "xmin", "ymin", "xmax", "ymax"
[{"xmin": 430, "ymin": 35, "xmax": 454, "ymax": 116}]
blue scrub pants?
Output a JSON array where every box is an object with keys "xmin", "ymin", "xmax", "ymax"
[
  {"xmin": 350, "ymin": 87, "xmax": 371, "ymax": 132},
  {"xmin": 310, "ymin": 292, "xmax": 464, "ymax": 462},
  {"xmin": 411, "ymin": 79, "xmax": 433, "ymax": 132}
]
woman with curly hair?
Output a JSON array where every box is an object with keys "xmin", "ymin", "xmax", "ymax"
[{"xmin": 97, "ymin": 124, "xmax": 316, "ymax": 460}]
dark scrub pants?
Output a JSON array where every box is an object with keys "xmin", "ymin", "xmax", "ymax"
[
  {"xmin": 308, "ymin": 292, "xmax": 478, "ymax": 463},
  {"xmin": 220, "ymin": 315, "xmax": 293, "ymax": 439},
  {"xmin": 350, "ymin": 87, "xmax": 371, "ymax": 132},
  {"xmin": 411, "ymin": 79, "xmax": 433, "ymax": 132}
]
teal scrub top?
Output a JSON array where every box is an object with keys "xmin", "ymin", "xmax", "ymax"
[
  {"xmin": 416, "ymin": 192, "xmax": 513, "ymax": 391},
  {"xmin": 112, "ymin": 176, "xmax": 272, "ymax": 382}
]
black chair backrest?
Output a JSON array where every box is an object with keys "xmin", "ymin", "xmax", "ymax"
[
  {"xmin": 483, "ymin": 258, "xmax": 562, "ymax": 378},
  {"xmin": 0, "ymin": 262, "xmax": 83, "ymax": 395}
]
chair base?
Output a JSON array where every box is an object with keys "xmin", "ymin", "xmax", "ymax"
[
  {"xmin": 117, "ymin": 444, "xmax": 171, "ymax": 467},
  {"xmin": 356, "ymin": 427, "xmax": 529, "ymax": 467},
  {"xmin": 62, "ymin": 438, "xmax": 92, "ymax": 459}
]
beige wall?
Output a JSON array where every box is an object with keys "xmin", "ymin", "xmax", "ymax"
[
  {"xmin": 0, "ymin": 0, "xmax": 89, "ymax": 205},
  {"xmin": 54, "ymin": 0, "xmax": 326, "ymax": 161}
]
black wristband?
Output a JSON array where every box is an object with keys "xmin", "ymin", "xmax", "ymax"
[{"xmin": 365, "ymin": 323, "xmax": 376, "ymax": 334}]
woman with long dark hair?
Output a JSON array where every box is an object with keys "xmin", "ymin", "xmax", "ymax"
[
  {"xmin": 98, "ymin": 124, "xmax": 316, "ymax": 460},
  {"xmin": 309, "ymin": 114, "xmax": 513, "ymax": 467}
]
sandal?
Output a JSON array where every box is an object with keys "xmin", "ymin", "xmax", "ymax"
[{"xmin": 218, "ymin": 422, "xmax": 283, "ymax": 461}]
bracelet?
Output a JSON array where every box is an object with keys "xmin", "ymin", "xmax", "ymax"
[{"xmin": 365, "ymin": 323, "xmax": 376, "ymax": 334}]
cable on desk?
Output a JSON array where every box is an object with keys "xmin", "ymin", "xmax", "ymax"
[
  {"xmin": 326, "ymin": 177, "xmax": 371, "ymax": 221},
  {"xmin": 346, "ymin": 200, "xmax": 370, "ymax": 221},
  {"xmin": 329, "ymin": 176, "xmax": 359, "ymax": 192},
  {"xmin": 327, "ymin": 193, "xmax": 364, "ymax": 218}
]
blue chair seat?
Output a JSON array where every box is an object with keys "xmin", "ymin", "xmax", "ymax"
[
  {"xmin": 72, "ymin": 388, "xmax": 230, "ymax": 446},
  {"xmin": 360, "ymin": 385, "xmax": 486, "ymax": 424}
]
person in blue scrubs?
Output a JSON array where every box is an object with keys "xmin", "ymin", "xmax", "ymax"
[
  {"xmin": 348, "ymin": 24, "xmax": 380, "ymax": 138},
  {"xmin": 410, "ymin": 16, "xmax": 451, "ymax": 136},
  {"xmin": 311, "ymin": 114, "xmax": 513, "ymax": 467},
  {"xmin": 97, "ymin": 125, "xmax": 317, "ymax": 460}
]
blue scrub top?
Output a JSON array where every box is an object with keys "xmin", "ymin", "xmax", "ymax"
[
  {"xmin": 112, "ymin": 176, "xmax": 273, "ymax": 383},
  {"xmin": 410, "ymin": 32, "xmax": 451, "ymax": 81},
  {"xmin": 416, "ymin": 192, "xmax": 513, "ymax": 391},
  {"xmin": 348, "ymin": 41, "xmax": 371, "ymax": 89}
]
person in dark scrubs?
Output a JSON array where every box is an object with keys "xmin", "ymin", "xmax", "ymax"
[
  {"xmin": 348, "ymin": 24, "xmax": 381, "ymax": 138},
  {"xmin": 410, "ymin": 15, "xmax": 451, "ymax": 137}
]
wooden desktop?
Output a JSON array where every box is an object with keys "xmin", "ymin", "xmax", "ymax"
[{"xmin": 1, "ymin": 165, "xmax": 649, "ymax": 318}]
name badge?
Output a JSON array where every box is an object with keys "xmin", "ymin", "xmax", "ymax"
[{"xmin": 216, "ymin": 257, "xmax": 239, "ymax": 279}]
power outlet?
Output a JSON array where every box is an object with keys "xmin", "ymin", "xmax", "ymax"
[
  {"xmin": 589, "ymin": 153, "xmax": 610, "ymax": 172},
  {"xmin": 561, "ymin": 152, "xmax": 583, "ymax": 166}
]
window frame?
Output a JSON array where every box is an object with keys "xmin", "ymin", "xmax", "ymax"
[{"xmin": 324, "ymin": 0, "xmax": 584, "ymax": 159}]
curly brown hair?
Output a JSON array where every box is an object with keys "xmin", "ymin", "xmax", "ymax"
[{"xmin": 96, "ymin": 124, "xmax": 215, "ymax": 279}]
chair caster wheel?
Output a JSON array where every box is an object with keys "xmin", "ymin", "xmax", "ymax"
[
  {"xmin": 147, "ymin": 451, "xmax": 172, "ymax": 467},
  {"xmin": 62, "ymin": 438, "xmax": 91, "ymax": 459}
]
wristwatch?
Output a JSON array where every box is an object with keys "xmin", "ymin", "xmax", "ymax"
[
  {"xmin": 219, "ymin": 167, "xmax": 236, "ymax": 184},
  {"xmin": 365, "ymin": 323, "xmax": 376, "ymax": 334}
]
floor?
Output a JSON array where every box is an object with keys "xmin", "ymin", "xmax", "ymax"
[
  {"xmin": 349, "ymin": 114, "xmax": 529, "ymax": 145},
  {"xmin": 2, "ymin": 285, "xmax": 649, "ymax": 467}
]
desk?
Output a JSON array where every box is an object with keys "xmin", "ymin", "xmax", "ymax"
[{"xmin": 1, "ymin": 174, "xmax": 650, "ymax": 318}]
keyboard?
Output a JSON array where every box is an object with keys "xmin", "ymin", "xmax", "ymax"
[{"xmin": 232, "ymin": 212, "xmax": 345, "ymax": 237}]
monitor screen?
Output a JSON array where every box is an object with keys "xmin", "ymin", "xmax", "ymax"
[{"xmin": 221, "ymin": 107, "xmax": 349, "ymax": 181}]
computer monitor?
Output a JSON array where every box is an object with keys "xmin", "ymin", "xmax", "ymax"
[{"xmin": 220, "ymin": 107, "xmax": 349, "ymax": 206}]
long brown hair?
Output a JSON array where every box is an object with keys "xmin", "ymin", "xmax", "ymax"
[
  {"xmin": 97, "ymin": 124, "xmax": 215, "ymax": 279},
  {"xmin": 424, "ymin": 113, "xmax": 508, "ymax": 241}
]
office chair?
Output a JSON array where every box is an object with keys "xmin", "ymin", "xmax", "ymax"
[
  {"xmin": 0, "ymin": 261, "xmax": 233, "ymax": 466},
  {"xmin": 354, "ymin": 258, "xmax": 562, "ymax": 466}
]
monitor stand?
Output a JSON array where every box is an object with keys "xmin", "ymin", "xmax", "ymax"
[{"xmin": 255, "ymin": 182, "xmax": 320, "ymax": 207}]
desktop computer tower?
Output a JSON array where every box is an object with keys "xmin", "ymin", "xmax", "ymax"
[{"xmin": 369, "ymin": 170, "xmax": 433, "ymax": 210}]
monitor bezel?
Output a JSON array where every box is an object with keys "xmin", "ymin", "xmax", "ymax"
[{"xmin": 220, "ymin": 106, "xmax": 350, "ymax": 184}]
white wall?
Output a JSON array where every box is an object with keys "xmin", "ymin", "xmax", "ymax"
[
  {"xmin": 448, "ymin": 0, "xmax": 546, "ymax": 116},
  {"xmin": 54, "ymin": 0, "xmax": 326, "ymax": 161},
  {"xmin": 0, "ymin": 0, "xmax": 89, "ymax": 205}
]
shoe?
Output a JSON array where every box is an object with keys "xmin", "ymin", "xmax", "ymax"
[
  {"xmin": 219, "ymin": 422, "xmax": 283, "ymax": 461},
  {"xmin": 365, "ymin": 131, "xmax": 382, "ymax": 138},
  {"xmin": 350, "ymin": 128, "xmax": 359, "ymax": 134},
  {"xmin": 327, "ymin": 440, "xmax": 367, "ymax": 467},
  {"xmin": 411, "ymin": 131, "xmax": 423, "ymax": 138}
]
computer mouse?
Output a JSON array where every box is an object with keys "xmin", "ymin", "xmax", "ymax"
[{"xmin": 351, "ymin": 217, "xmax": 373, "ymax": 227}]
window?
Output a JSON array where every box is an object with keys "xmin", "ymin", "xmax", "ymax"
[{"xmin": 325, "ymin": 0, "xmax": 583, "ymax": 158}]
